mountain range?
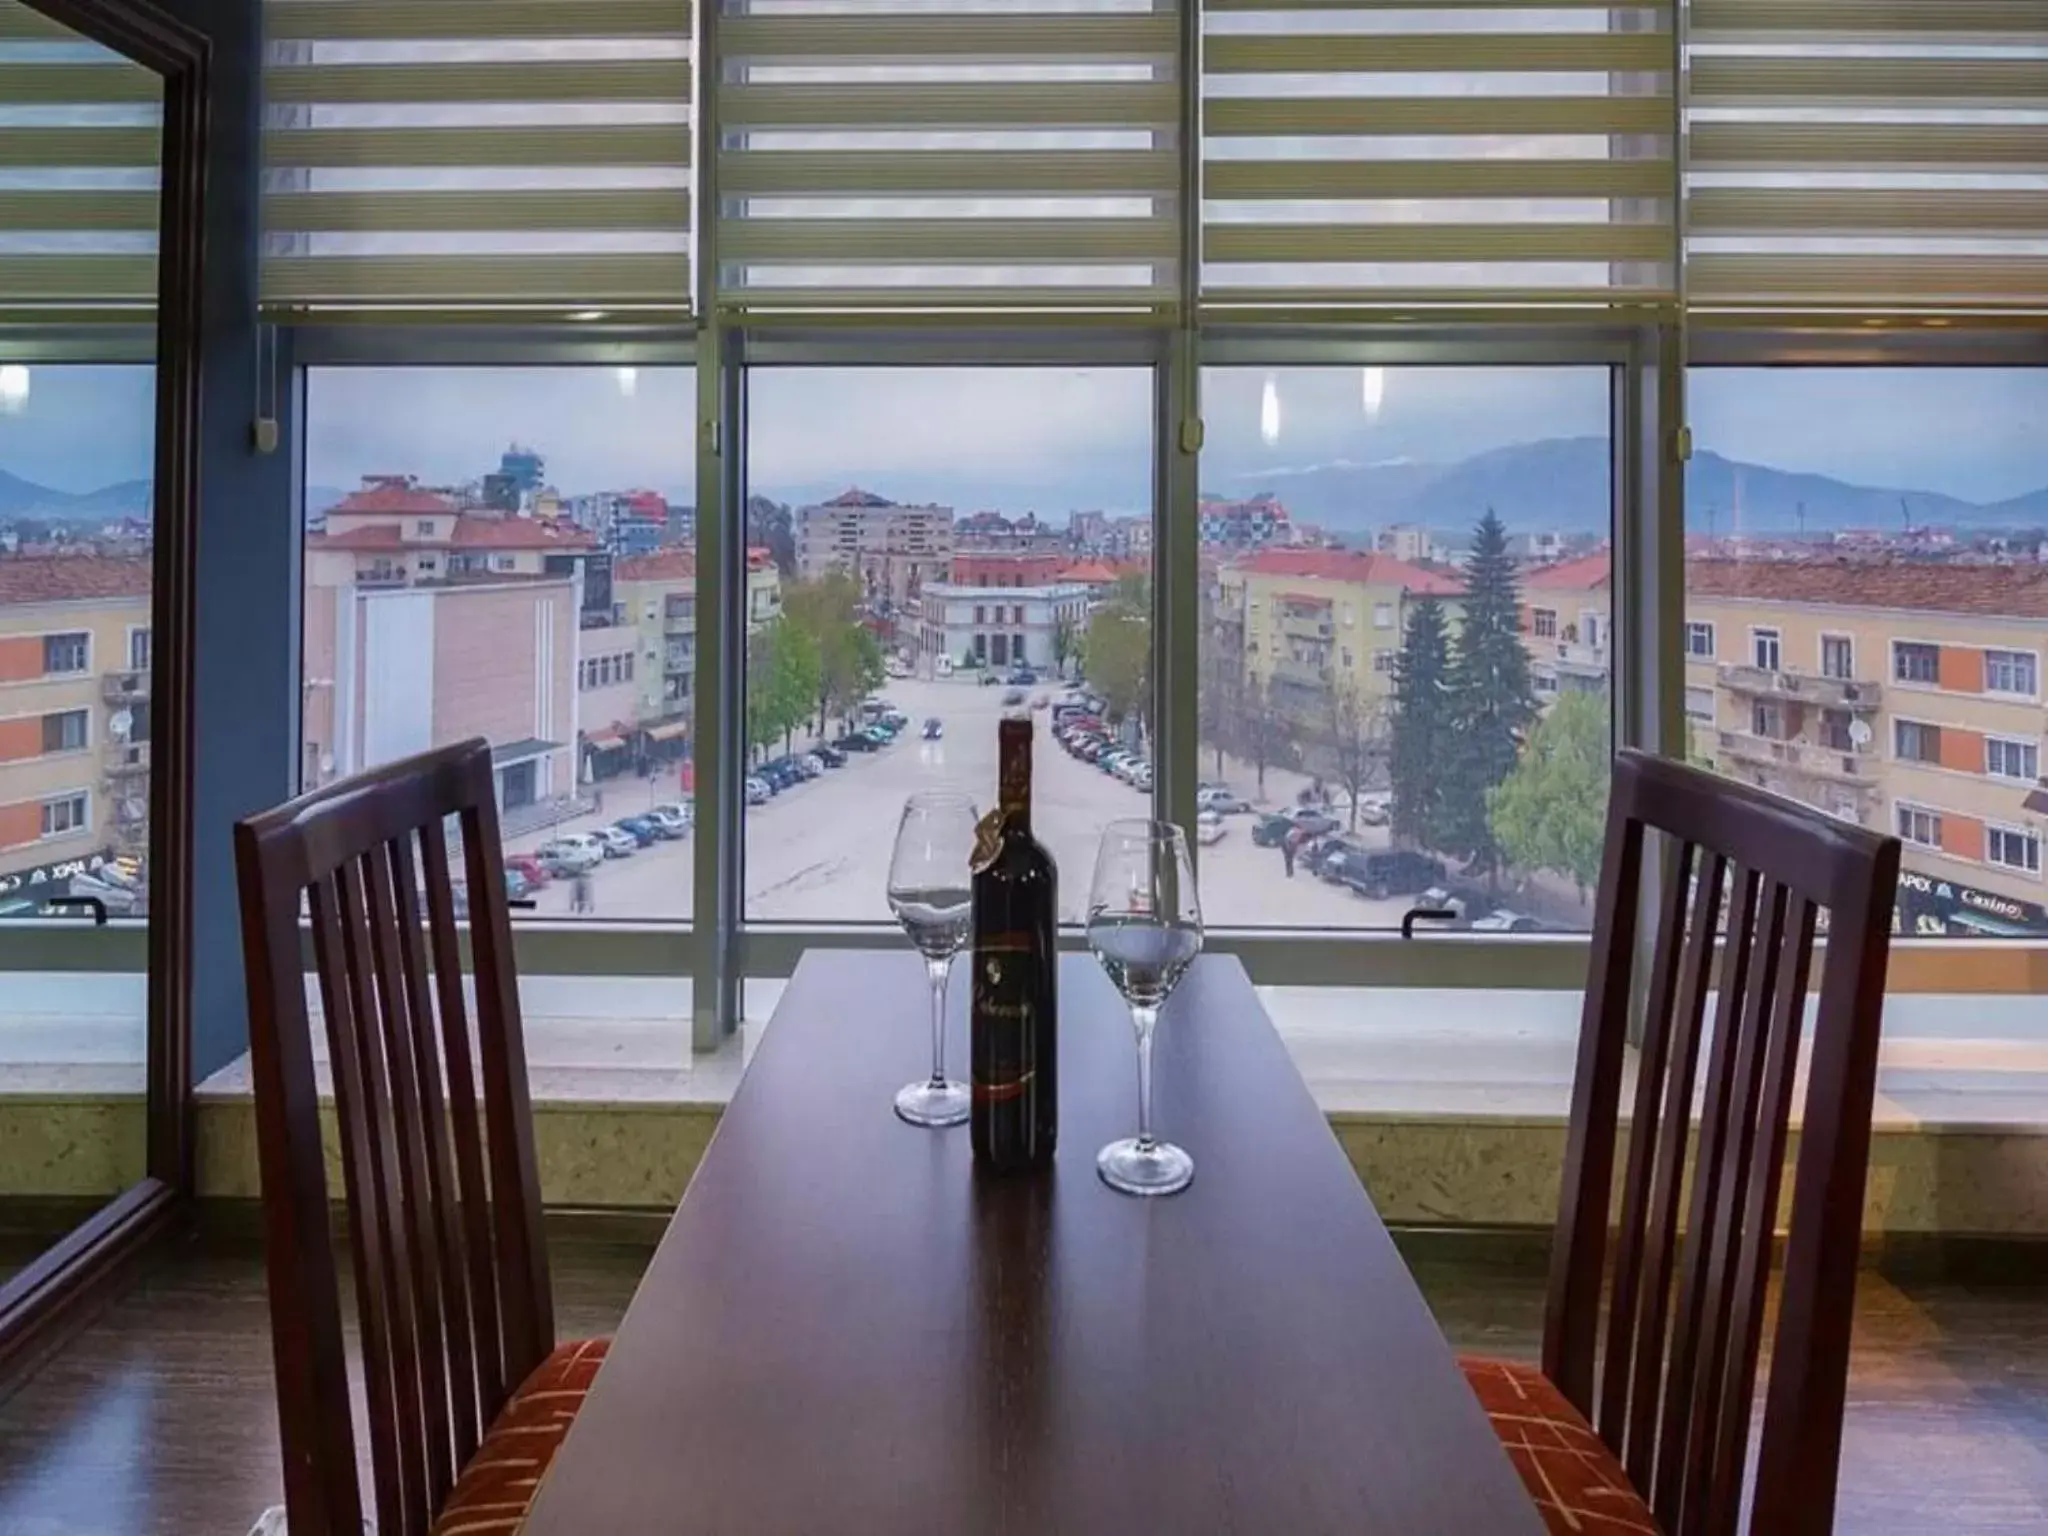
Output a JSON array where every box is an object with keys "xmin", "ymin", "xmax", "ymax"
[
  {"xmin": 13, "ymin": 438, "xmax": 2048, "ymax": 538},
  {"xmin": 1223, "ymin": 435, "xmax": 2048, "ymax": 539}
]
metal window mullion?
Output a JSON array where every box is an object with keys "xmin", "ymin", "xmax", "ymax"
[
  {"xmin": 1156, "ymin": 330, "xmax": 1200, "ymax": 851},
  {"xmin": 691, "ymin": 322, "xmax": 743, "ymax": 1048}
]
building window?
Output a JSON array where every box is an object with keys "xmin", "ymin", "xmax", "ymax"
[
  {"xmin": 493, "ymin": 556, "xmax": 516, "ymax": 572},
  {"xmin": 1897, "ymin": 805, "xmax": 1942, "ymax": 848},
  {"xmin": 1340, "ymin": 647, "xmax": 1353, "ymax": 669},
  {"xmin": 1534, "ymin": 672, "xmax": 1559, "ymax": 695},
  {"xmin": 42, "ymin": 632, "xmax": 89, "ymax": 675},
  {"xmin": 1371, "ymin": 649, "xmax": 1395, "ymax": 675},
  {"xmin": 1752, "ymin": 700, "xmax": 1783, "ymax": 740},
  {"xmin": 1531, "ymin": 608, "xmax": 1558, "ymax": 639},
  {"xmin": 1684, "ymin": 685, "xmax": 1715, "ymax": 721},
  {"xmin": 974, "ymin": 605, "xmax": 985, "ymax": 624},
  {"xmin": 1986, "ymin": 737, "xmax": 2038, "ymax": 782},
  {"xmin": 128, "ymin": 628, "xmax": 152, "ymax": 671},
  {"xmin": 1684, "ymin": 621, "xmax": 1715, "ymax": 659},
  {"xmin": 1895, "ymin": 719, "xmax": 1942, "ymax": 764},
  {"xmin": 1013, "ymin": 632, "xmax": 1026, "ymax": 662},
  {"xmin": 1373, "ymin": 603, "xmax": 1393, "ymax": 630},
  {"xmin": 41, "ymin": 710, "xmax": 88, "ymax": 754},
  {"xmin": 1820, "ymin": 634, "xmax": 1854, "ymax": 680},
  {"xmin": 1894, "ymin": 641, "xmax": 1939, "ymax": 684},
  {"xmin": 41, "ymin": 793, "xmax": 88, "ymax": 838},
  {"xmin": 1581, "ymin": 613, "xmax": 1603, "ymax": 649},
  {"xmin": 1751, "ymin": 627, "xmax": 1781, "ymax": 672},
  {"xmin": 416, "ymin": 519, "xmax": 435, "ymax": 536},
  {"xmin": 1985, "ymin": 649, "xmax": 2037, "ymax": 698},
  {"xmin": 1988, "ymin": 826, "xmax": 2041, "ymax": 875}
]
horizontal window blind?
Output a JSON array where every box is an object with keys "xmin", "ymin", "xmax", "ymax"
[
  {"xmin": 0, "ymin": 0, "xmax": 162, "ymax": 318},
  {"xmin": 1688, "ymin": 0, "xmax": 2048, "ymax": 312},
  {"xmin": 1201, "ymin": 0, "xmax": 1676, "ymax": 311},
  {"xmin": 716, "ymin": 0, "xmax": 1180, "ymax": 311},
  {"xmin": 259, "ymin": 0, "xmax": 694, "ymax": 317}
]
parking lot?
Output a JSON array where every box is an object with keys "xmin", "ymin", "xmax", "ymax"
[{"xmin": 504, "ymin": 674, "xmax": 1562, "ymax": 930}]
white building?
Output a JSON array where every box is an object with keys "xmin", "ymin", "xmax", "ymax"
[{"xmin": 916, "ymin": 582, "xmax": 1092, "ymax": 671}]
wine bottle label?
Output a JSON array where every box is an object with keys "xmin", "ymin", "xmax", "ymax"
[
  {"xmin": 997, "ymin": 717, "xmax": 1032, "ymax": 814},
  {"xmin": 972, "ymin": 938, "xmax": 1040, "ymax": 1100}
]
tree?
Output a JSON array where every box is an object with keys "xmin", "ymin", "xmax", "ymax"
[
  {"xmin": 782, "ymin": 571, "xmax": 880, "ymax": 735},
  {"xmin": 745, "ymin": 615, "xmax": 818, "ymax": 758},
  {"xmin": 1488, "ymin": 689, "xmax": 1609, "ymax": 898},
  {"xmin": 1324, "ymin": 681, "xmax": 1389, "ymax": 832},
  {"xmin": 1440, "ymin": 510, "xmax": 1538, "ymax": 880},
  {"xmin": 1239, "ymin": 672, "xmax": 1290, "ymax": 797},
  {"xmin": 1199, "ymin": 635, "xmax": 1245, "ymax": 779},
  {"xmin": 1388, "ymin": 595, "xmax": 1455, "ymax": 847},
  {"xmin": 1051, "ymin": 611, "xmax": 1081, "ymax": 680},
  {"xmin": 1084, "ymin": 575, "xmax": 1151, "ymax": 740}
]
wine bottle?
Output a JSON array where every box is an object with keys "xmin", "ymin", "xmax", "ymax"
[{"xmin": 970, "ymin": 716, "xmax": 1058, "ymax": 1172}]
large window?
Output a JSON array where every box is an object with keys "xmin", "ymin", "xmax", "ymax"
[
  {"xmin": 302, "ymin": 367, "xmax": 696, "ymax": 921},
  {"xmin": 1688, "ymin": 369, "xmax": 2048, "ymax": 939},
  {"xmin": 1195, "ymin": 366, "xmax": 1612, "ymax": 932},
  {"xmin": 742, "ymin": 367, "xmax": 1152, "ymax": 925}
]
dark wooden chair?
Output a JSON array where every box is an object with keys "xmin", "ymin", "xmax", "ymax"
[
  {"xmin": 1460, "ymin": 748, "xmax": 1899, "ymax": 1536},
  {"xmin": 235, "ymin": 739, "xmax": 605, "ymax": 1536}
]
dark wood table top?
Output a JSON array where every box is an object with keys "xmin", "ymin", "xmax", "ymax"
[{"xmin": 522, "ymin": 950, "xmax": 1543, "ymax": 1535}]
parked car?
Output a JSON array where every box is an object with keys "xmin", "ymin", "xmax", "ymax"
[
  {"xmin": 1001, "ymin": 688, "xmax": 1027, "ymax": 706},
  {"xmin": 922, "ymin": 716, "xmax": 943, "ymax": 740},
  {"xmin": 744, "ymin": 775, "xmax": 771, "ymax": 805},
  {"xmin": 1196, "ymin": 808, "xmax": 1227, "ymax": 845},
  {"xmin": 505, "ymin": 868, "xmax": 534, "ymax": 903},
  {"xmin": 837, "ymin": 730, "xmax": 879, "ymax": 753},
  {"xmin": 1007, "ymin": 667, "xmax": 1037, "ymax": 685},
  {"xmin": 648, "ymin": 803, "xmax": 694, "ymax": 836},
  {"xmin": 615, "ymin": 816, "xmax": 666, "ymax": 847},
  {"xmin": 1251, "ymin": 813, "xmax": 1296, "ymax": 848},
  {"xmin": 1331, "ymin": 849, "xmax": 1447, "ymax": 900},
  {"xmin": 1197, "ymin": 785, "xmax": 1251, "ymax": 815},
  {"xmin": 1354, "ymin": 794, "xmax": 1392, "ymax": 828},
  {"xmin": 503, "ymin": 852, "xmax": 552, "ymax": 888},
  {"xmin": 1307, "ymin": 836, "xmax": 1368, "ymax": 880},
  {"xmin": 1284, "ymin": 808, "xmax": 1341, "ymax": 839},
  {"xmin": 979, "ymin": 670, "xmax": 1002, "ymax": 686},
  {"xmin": 860, "ymin": 725, "xmax": 894, "ymax": 748},
  {"xmin": 1472, "ymin": 909, "xmax": 1541, "ymax": 933},
  {"xmin": 814, "ymin": 744, "xmax": 847, "ymax": 767},
  {"xmin": 596, "ymin": 825, "xmax": 641, "ymax": 858},
  {"xmin": 802, "ymin": 753, "xmax": 826, "ymax": 776},
  {"xmin": 1129, "ymin": 762, "xmax": 1153, "ymax": 792},
  {"xmin": 537, "ymin": 833, "xmax": 605, "ymax": 875}
]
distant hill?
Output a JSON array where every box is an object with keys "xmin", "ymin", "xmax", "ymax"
[
  {"xmin": 0, "ymin": 469, "xmax": 153, "ymax": 521},
  {"xmin": 1229, "ymin": 436, "xmax": 2048, "ymax": 538}
]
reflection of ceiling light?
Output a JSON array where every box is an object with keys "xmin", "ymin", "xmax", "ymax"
[
  {"xmin": 0, "ymin": 365, "xmax": 27, "ymax": 414},
  {"xmin": 615, "ymin": 366, "xmax": 639, "ymax": 398},
  {"xmin": 569, "ymin": 309, "xmax": 608, "ymax": 322},
  {"xmin": 1362, "ymin": 366, "xmax": 1385, "ymax": 421},
  {"xmin": 1259, "ymin": 373, "xmax": 1281, "ymax": 445}
]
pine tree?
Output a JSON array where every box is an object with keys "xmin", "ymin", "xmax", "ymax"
[
  {"xmin": 1388, "ymin": 595, "xmax": 1453, "ymax": 848},
  {"xmin": 1442, "ymin": 509, "xmax": 1538, "ymax": 880}
]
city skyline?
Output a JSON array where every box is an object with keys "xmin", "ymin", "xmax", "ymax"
[{"xmin": 6, "ymin": 365, "xmax": 2048, "ymax": 517}]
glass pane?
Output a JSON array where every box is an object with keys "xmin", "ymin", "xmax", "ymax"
[
  {"xmin": 1198, "ymin": 365, "xmax": 1612, "ymax": 932},
  {"xmin": 0, "ymin": 0, "xmax": 165, "ymax": 1266},
  {"xmin": 744, "ymin": 366, "xmax": 1153, "ymax": 923},
  {"xmin": 302, "ymin": 366, "xmax": 696, "ymax": 921},
  {"xmin": 1687, "ymin": 368, "xmax": 2048, "ymax": 939}
]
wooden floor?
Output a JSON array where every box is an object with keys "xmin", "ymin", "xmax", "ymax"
[{"xmin": 0, "ymin": 1235, "xmax": 2042, "ymax": 1534}]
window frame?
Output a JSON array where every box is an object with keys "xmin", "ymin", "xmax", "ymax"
[
  {"xmin": 1986, "ymin": 823, "xmax": 2042, "ymax": 877},
  {"xmin": 1750, "ymin": 625, "xmax": 1782, "ymax": 673},
  {"xmin": 1985, "ymin": 735, "xmax": 2039, "ymax": 784},
  {"xmin": 1683, "ymin": 620, "xmax": 1715, "ymax": 659},
  {"xmin": 1983, "ymin": 647, "xmax": 2039, "ymax": 700}
]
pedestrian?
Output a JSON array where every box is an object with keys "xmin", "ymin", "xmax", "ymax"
[
  {"xmin": 1281, "ymin": 828, "xmax": 1299, "ymax": 878},
  {"xmin": 572, "ymin": 870, "xmax": 594, "ymax": 915}
]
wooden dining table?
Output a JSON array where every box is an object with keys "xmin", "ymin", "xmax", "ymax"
[{"xmin": 522, "ymin": 950, "xmax": 1544, "ymax": 1534}]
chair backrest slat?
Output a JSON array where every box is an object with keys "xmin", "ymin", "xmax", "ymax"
[
  {"xmin": 236, "ymin": 740, "xmax": 554, "ymax": 1536},
  {"xmin": 1546, "ymin": 749, "xmax": 1899, "ymax": 1536}
]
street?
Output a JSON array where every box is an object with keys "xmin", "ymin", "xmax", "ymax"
[{"xmin": 505, "ymin": 675, "xmax": 1571, "ymax": 930}]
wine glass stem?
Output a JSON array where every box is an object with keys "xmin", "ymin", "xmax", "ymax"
[
  {"xmin": 1132, "ymin": 1003, "xmax": 1160, "ymax": 1152},
  {"xmin": 926, "ymin": 957, "xmax": 950, "ymax": 1087}
]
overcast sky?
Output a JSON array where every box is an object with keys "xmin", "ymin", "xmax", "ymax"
[{"xmin": 5, "ymin": 362, "xmax": 2047, "ymax": 510}]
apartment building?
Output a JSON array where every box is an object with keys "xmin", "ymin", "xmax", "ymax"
[
  {"xmin": 1198, "ymin": 494, "xmax": 1292, "ymax": 553},
  {"xmin": 0, "ymin": 557, "xmax": 152, "ymax": 899},
  {"xmin": 302, "ymin": 478, "xmax": 594, "ymax": 813},
  {"xmin": 1218, "ymin": 549, "xmax": 1463, "ymax": 717},
  {"xmin": 795, "ymin": 488, "xmax": 953, "ymax": 611},
  {"xmin": 1522, "ymin": 553, "xmax": 1613, "ymax": 700},
  {"xmin": 1686, "ymin": 560, "xmax": 2048, "ymax": 936},
  {"xmin": 950, "ymin": 551, "xmax": 1068, "ymax": 589},
  {"xmin": 611, "ymin": 546, "xmax": 781, "ymax": 768}
]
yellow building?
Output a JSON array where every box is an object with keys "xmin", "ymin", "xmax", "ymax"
[
  {"xmin": 0, "ymin": 557, "xmax": 152, "ymax": 896},
  {"xmin": 1520, "ymin": 553, "xmax": 1612, "ymax": 703},
  {"xmin": 1217, "ymin": 548, "xmax": 1464, "ymax": 717}
]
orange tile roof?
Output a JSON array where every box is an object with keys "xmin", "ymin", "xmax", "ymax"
[
  {"xmin": 1237, "ymin": 547, "xmax": 1463, "ymax": 595},
  {"xmin": 329, "ymin": 477, "xmax": 455, "ymax": 516},
  {"xmin": 617, "ymin": 548, "xmax": 697, "ymax": 582},
  {"xmin": 1057, "ymin": 561, "xmax": 1120, "ymax": 584},
  {"xmin": 1524, "ymin": 552, "xmax": 1612, "ymax": 592},
  {"xmin": 313, "ymin": 515, "xmax": 596, "ymax": 555},
  {"xmin": 1686, "ymin": 557, "xmax": 2048, "ymax": 619},
  {"xmin": 0, "ymin": 555, "xmax": 152, "ymax": 605}
]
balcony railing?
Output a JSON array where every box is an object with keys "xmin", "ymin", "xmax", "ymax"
[
  {"xmin": 104, "ymin": 740, "xmax": 151, "ymax": 778},
  {"xmin": 1271, "ymin": 654, "xmax": 1332, "ymax": 689},
  {"xmin": 101, "ymin": 670, "xmax": 150, "ymax": 705},
  {"xmin": 1716, "ymin": 664, "xmax": 1881, "ymax": 711},
  {"xmin": 1717, "ymin": 729, "xmax": 1877, "ymax": 784}
]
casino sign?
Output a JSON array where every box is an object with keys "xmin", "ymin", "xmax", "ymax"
[
  {"xmin": 1894, "ymin": 867, "xmax": 2048, "ymax": 938},
  {"xmin": 0, "ymin": 849, "xmax": 116, "ymax": 902}
]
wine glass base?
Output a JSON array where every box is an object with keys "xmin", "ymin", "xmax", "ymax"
[
  {"xmin": 1097, "ymin": 1137, "xmax": 1194, "ymax": 1197},
  {"xmin": 895, "ymin": 1079, "xmax": 970, "ymax": 1128}
]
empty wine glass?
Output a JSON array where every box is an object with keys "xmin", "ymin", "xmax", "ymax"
[
  {"xmin": 886, "ymin": 791, "xmax": 979, "ymax": 1127},
  {"xmin": 1086, "ymin": 818, "xmax": 1203, "ymax": 1195}
]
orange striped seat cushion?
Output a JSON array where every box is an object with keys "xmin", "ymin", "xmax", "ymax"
[
  {"xmin": 428, "ymin": 1336, "xmax": 609, "ymax": 1536},
  {"xmin": 1459, "ymin": 1355, "xmax": 1662, "ymax": 1536}
]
